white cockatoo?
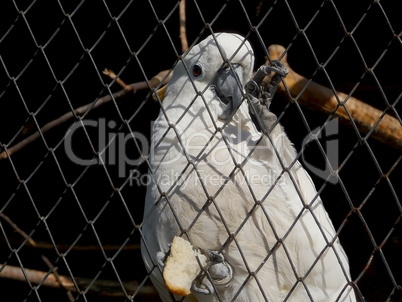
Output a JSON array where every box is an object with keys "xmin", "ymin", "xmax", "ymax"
[{"xmin": 141, "ymin": 32, "xmax": 357, "ymax": 302}]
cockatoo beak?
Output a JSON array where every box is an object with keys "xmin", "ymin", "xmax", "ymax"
[
  {"xmin": 212, "ymin": 64, "xmax": 244, "ymax": 121},
  {"xmin": 152, "ymin": 84, "xmax": 168, "ymax": 101}
]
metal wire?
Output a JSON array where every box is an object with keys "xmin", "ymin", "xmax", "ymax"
[{"xmin": 0, "ymin": 0, "xmax": 401, "ymax": 301}]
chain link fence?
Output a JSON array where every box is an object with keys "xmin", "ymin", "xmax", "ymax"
[{"xmin": 0, "ymin": 0, "xmax": 401, "ymax": 301}]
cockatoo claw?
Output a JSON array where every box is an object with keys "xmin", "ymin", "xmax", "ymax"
[
  {"xmin": 246, "ymin": 60, "xmax": 287, "ymax": 113},
  {"xmin": 192, "ymin": 251, "xmax": 233, "ymax": 295},
  {"xmin": 246, "ymin": 60, "xmax": 288, "ymax": 132},
  {"xmin": 245, "ymin": 79, "xmax": 260, "ymax": 98},
  {"xmin": 156, "ymin": 251, "xmax": 166, "ymax": 269},
  {"xmin": 266, "ymin": 60, "xmax": 289, "ymax": 77},
  {"xmin": 209, "ymin": 250, "xmax": 225, "ymax": 262},
  {"xmin": 248, "ymin": 60, "xmax": 288, "ymax": 91},
  {"xmin": 262, "ymin": 60, "xmax": 288, "ymax": 105},
  {"xmin": 156, "ymin": 242, "xmax": 172, "ymax": 269},
  {"xmin": 192, "ymin": 279, "xmax": 214, "ymax": 295},
  {"xmin": 208, "ymin": 251, "xmax": 233, "ymax": 283}
]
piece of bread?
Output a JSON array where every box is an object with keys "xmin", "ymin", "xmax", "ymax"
[{"xmin": 163, "ymin": 236, "xmax": 207, "ymax": 296}]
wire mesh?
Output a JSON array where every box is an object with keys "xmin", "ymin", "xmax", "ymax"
[{"xmin": 0, "ymin": 0, "xmax": 401, "ymax": 301}]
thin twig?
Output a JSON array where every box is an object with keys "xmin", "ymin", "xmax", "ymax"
[
  {"xmin": 255, "ymin": 0, "xmax": 266, "ymax": 16},
  {"xmin": 103, "ymin": 68, "xmax": 131, "ymax": 90},
  {"xmin": 179, "ymin": 0, "xmax": 189, "ymax": 52},
  {"xmin": 0, "ymin": 70, "xmax": 171, "ymax": 160},
  {"xmin": 0, "ymin": 213, "xmax": 36, "ymax": 247},
  {"xmin": 0, "ymin": 239, "xmax": 140, "ymax": 252},
  {"xmin": 0, "ymin": 213, "xmax": 75, "ymax": 301}
]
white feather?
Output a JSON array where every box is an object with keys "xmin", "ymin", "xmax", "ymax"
[{"xmin": 141, "ymin": 33, "xmax": 356, "ymax": 302}]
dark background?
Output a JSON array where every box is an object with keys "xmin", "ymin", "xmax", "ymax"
[{"xmin": 0, "ymin": 0, "xmax": 401, "ymax": 301}]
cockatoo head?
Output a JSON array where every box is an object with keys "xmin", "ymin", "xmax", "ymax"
[{"xmin": 161, "ymin": 33, "xmax": 255, "ymax": 126}]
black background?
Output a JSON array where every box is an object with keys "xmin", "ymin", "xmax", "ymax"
[{"xmin": 0, "ymin": 0, "xmax": 401, "ymax": 301}]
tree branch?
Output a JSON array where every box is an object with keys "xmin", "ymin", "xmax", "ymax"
[
  {"xmin": 0, "ymin": 264, "xmax": 157, "ymax": 298},
  {"xmin": 266, "ymin": 44, "xmax": 402, "ymax": 151},
  {"xmin": 0, "ymin": 70, "xmax": 171, "ymax": 160},
  {"xmin": 0, "ymin": 213, "xmax": 74, "ymax": 301}
]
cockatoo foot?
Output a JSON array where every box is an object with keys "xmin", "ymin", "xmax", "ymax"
[
  {"xmin": 192, "ymin": 280, "xmax": 214, "ymax": 295},
  {"xmin": 245, "ymin": 60, "xmax": 288, "ymax": 103},
  {"xmin": 208, "ymin": 251, "xmax": 233, "ymax": 283},
  {"xmin": 192, "ymin": 251, "xmax": 233, "ymax": 295},
  {"xmin": 246, "ymin": 60, "xmax": 288, "ymax": 133}
]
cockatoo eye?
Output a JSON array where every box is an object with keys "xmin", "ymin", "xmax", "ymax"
[{"xmin": 192, "ymin": 63, "xmax": 203, "ymax": 77}]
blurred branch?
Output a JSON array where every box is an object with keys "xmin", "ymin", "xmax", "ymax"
[
  {"xmin": 266, "ymin": 44, "xmax": 402, "ymax": 151},
  {"xmin": 23, "ymin": 241, "xmax": 140, "ymax": 252},
  {"xmin": 0, "ymin": 70, "xmax": 171, "ymax": 160},
  {"xmin": 0, "ymin": 235, "xmax": 140, "ymax": 252},
  {"xmin": 0, "ymin": 264, "xmax": 74, "ymax": 288},
  {"xmin": 0, "ymin": 264, "xmax": 158, "ymax": 298},
  {"xmin": 179, "ymin": 0, "xmax": 189, "ymax": 52},
  {"xmin": 0, "ymin": 213, "xmax": 36, "ymax": 247},
  {"xmin": 103, "ymin": 69, "xmax": 131, "ymax": 90},
  {"xmin": 255, "ymin": 0, "xmax": 266, "ymax": 16},
  {"xmin": 0, "ymin": 213, "xmax": 74, "ymax": 301},
  {"xmin": 0, "ymin": 212, "xmax": 148, "ymax": 298}
]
